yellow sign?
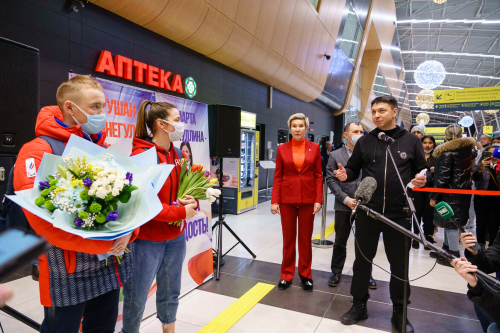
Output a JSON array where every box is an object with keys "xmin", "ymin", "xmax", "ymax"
[
  {"xmin": 434, "ymin": 86, "xmax": 500, "ymax": 111},
  {"xmin": 241, "ymin": 111, "xmax": 256, "ymax": 129},
  {"xmin": 425, "ymin": 127, "xmax": 465, "ymax": 141},
  {"xmin": 484, "ymin": 126, "xmax": 493, "ymax": 134}
]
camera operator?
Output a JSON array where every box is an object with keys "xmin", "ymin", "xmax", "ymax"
[{"xmin": 451, "ymin": 231, "xmax": 500, "ymax": 333}]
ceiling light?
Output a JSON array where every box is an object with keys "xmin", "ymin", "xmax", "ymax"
[
  {"xmin": 402, "ymin": 50, "xmax": 500, "ymax": 60},
  {"xmin": 416, "ymin": 89, "xmax": 434, "ymax": 109},
  {"xmin": 414, "ymin": 60, "xmax": 446, "ymax": 89},
  {"xmin": 397, "ymin": 19, "xmax": 500, "ymax": 24},
  {"xmin": 433, "ymin": 0, "xmax": 447, "ymax": 4},
  {"xmin": 416, "ymin": 113, "xmax": 430, "ymax": 125},
  {"xmin": 485, "ymin": 110, "xmax": 499, "ymax": 114}
]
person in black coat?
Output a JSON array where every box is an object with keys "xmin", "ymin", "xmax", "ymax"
[
  {"xmin": 430, "ymin": 125, "xmax": 475, "ymax": 264},
  {"xmin": 451, "ymin": 231, "xmax": 500, "ymax": 333}
]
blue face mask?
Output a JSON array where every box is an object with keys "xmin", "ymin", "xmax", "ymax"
[
  {"xmin": 343, "ymin": 138, "xmax": 347, "ymax": 145},
  {"xmin": 71, "ymin": 102, "xmax": 107, "ymax": 134}
]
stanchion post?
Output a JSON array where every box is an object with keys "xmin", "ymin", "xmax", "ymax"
[
  {"xmin": 312, "ymin": 179, "xmax": 333, "ymax": 248},
  {"xmin": 265, "ymin": 169, "xmax": 269, "ymax": 199}
]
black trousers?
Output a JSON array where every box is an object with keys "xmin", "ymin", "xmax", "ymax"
[
  {"xmin": 474, "ymin": 198, "xmax": 500, "ymax": 246},
  {"xmin": 412, "ymin": 191, "xmax": 435, "ymax": 237},
  {"xmin": 331, "ymin": 210, "xmax": 353, "ymax": 274},
  {"xmin": 351, "ymin": 210, "xmax": 411, "ymax": 305},
  {"xmin": 40, "ymin": 289, "xmax": 120, "ymax": 333}
]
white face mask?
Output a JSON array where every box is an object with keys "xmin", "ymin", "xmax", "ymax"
[
  {"xmin": 424, "ymin": 149, "xmax": 433, "ymax": 153},
  {"xmin": 161, "ymin": 119, "xmax": 184, "ymax": 142},
  {"xmin": 349, "ymin": 134, "xmax": 362, "ymax": 145}
]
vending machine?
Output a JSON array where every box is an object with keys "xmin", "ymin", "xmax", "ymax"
[{"xmin": 212, "ymin": 111, "xmax": 259, "ymax": 214}]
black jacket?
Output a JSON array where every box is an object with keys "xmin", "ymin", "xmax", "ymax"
[
  {"xmin": 465, "ymin": 230, "xmax": 500, "ymax": 326},
  {"xmin": 345, "ymin": 126, "xmax": 428, "ymax": 218},
  {"xmin": 432, "ymin": 138, "xmax": 475, "ymax": 229}
]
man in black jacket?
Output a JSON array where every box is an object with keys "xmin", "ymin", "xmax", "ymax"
[{"xmin": 334, "ymin": 95, "xmax": 428, "ymax": 333}]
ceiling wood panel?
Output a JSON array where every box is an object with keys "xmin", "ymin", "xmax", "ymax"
[
  {"xmin": 209, "ymin": 0, "xmax": 239, "ymax": 21},
  {"xmin": 304, "ymin": 19, "xmax": 324, "ymax": 77},
  {"xmin": 235, "ymin": 0, "xmax": 262, "ymax": 36},
  {"xmin": 89, "ymin": 0, "xmax": 171, "ymax": 27},
  {"xmin": 283, "ymin": 0, "xmax": 308, "ymax": 65},
  {"xmin": 182, "ymin": 6, "xmax": 234, "ymax": 54},
  {"xmin": 208, "ymin": 23, "xmax": 253, "ymax": 65},
  {"xmin": 254, "ymin": 0, "xmax": 281, "ymax": 46},
  {"xmin": 270, "ymin": 0, "xmax": 297, "ymax": 56},
  {"xmin": 295, "ymin": 8, "xmax": 317, "ymax": 71}
]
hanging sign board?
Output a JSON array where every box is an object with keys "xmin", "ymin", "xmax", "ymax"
[
  {"xmin": 241, "ymin": 111, "xmax": 256, "ymax": 129},
  {"xmin": 484, "ymin": 126, "xmax": 493, "ymax": 134},
  {"xmin": 434, "ymin": 86, "xmax": 500, "ymax": 111}
]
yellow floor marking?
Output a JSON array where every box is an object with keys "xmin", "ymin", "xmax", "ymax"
[
  {"xmin": 198, "ymin": 283, "xmax": 274, "ymax": 333},
  {"xmin": 312, "ymin": 220, "xmax": 335, "ymax": 240}
]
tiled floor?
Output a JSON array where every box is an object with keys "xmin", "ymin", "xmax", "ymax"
[{"xmin": 1, "ymin": 194, "xmax": 484, "ymax": 332}]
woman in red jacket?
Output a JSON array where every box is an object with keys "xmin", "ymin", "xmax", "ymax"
[
  {"xmin": 122, "ymin": 101, "xmax": 199, "ymax": 333},
  {"xmin": 271, "ymin": 113, "xmax": 323, "ymax": 291}
]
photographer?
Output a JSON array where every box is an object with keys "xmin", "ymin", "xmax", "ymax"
[{"xmin": 451, "ymin": 231, "xmax": 500, "ymax": 333}]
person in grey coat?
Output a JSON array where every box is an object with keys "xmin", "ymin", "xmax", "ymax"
[{"xmin": 325, "ymin": 121, "xmax": 377, "ymax": 288}]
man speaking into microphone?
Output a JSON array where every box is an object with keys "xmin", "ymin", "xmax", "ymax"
[{"xmin": 334, "ymin": 95, "xmax": 428, "ymax": 333}]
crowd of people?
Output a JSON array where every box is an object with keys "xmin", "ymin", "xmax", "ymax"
[
  {"xmin": 1, "ymin": 76, "xmax": 499, "ymax": 333},
  {"xmin": 271, "ymin": 95, "xmax": 500, "ymax": 333}
]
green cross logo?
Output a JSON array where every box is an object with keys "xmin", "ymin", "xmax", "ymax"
[{"xmin": 184, "ymin": 77, "xmax": 197, "ymax": 98}]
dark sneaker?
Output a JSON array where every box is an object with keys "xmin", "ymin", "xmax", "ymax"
[
  {"xmin": 328, "ymin": 274, "xmax": 341, "ymax": 287},
  {"xmin": 391, "ymin": 304, "xmax": 414, "ymax": 333},
  {"xmin": 368, "ymin": 276, "xmax": 377, "ymax": 290},
  {"xmin": 278, "ymin": 280, "xmax": 291, "ymax": 290},
  {"xmin": 31, "ymin": 264, "xmax": 39, "ymax": 282},
  {"xmin": 412, "ymin": 240, "xmax": 420, "ymax": 249},
  {"xmin": 340, "ymin": 303, "xmax": 368, "ymax": 325}
]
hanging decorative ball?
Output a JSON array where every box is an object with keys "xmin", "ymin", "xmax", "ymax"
[
  {"xmin": 433, "ymin": 0, "xmax": 447, "ymax": 4},
  {"xmin": 416, "ymin": 113, "xmax": 430, "ymax": 126},
  {"xmin": 414, "ymin": 60, "xmax": 446, "ymax": 90},
  {"xmin": 415, "ymin": 89, "xmax": 435, "ymax": 109},
  {"xmin": 458, "ymin": 116, "xmax": 474, "ymax": 128},
  {"xmin": 485, "ymin": 110, "xmax": 499, "ymax": 114}
]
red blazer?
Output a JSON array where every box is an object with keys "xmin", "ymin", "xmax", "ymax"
[{"xmin": 271, "ymin": 139, "xmax": 323, "ymax": 204}]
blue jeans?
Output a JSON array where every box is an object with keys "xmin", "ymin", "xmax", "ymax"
[
  {"xmin": 122, "ymin": 232, "xmax": 186, "ymax": 333},
  {"xmin": 443, "ymin": 228, "xmax": 459, "ymax": 252}
]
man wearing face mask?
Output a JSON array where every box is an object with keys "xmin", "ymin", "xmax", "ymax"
[
  {"xmin": 13, "ymin": 75, "xmax": 138, "ymax": 333},
  {"xmin": 326, "ymin": 122, "xmax": 377, "ymax": 288}
]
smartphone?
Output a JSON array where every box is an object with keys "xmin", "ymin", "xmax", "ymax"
[
  {"xmin": 483, "ymin": 151, "xmax": 492, "ymax": 158},
  {"xmin": 0, "ymin": 229, "xmax": 48, "ymax": 281}
]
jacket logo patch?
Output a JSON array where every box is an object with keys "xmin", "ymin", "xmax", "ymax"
[
  {"xmin": 26, "ymin": 158, "xmax": 37, "ymax": 177},
  {"xmin": 400, "ymin": 152, "xmax": 408, "ymax": 160}
]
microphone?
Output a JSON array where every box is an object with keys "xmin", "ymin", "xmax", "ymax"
[
  {"xmin": 435, "ymin": 202, "xmax": 481, "ymax": 253},
  {"xmin": 352, "ymin": 177, "xmax": 377, "ymax": 215},
  {"xmin": 378, "ymin": 132, "xmax": 395, "ymax": 145}
]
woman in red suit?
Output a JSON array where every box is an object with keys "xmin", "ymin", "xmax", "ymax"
[{"xmin": 271, "ymin": 113, "xmax": 323, "ymax": 291}]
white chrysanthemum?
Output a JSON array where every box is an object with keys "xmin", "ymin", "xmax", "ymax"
[
  {"xmin": 96, "ymin": 188, "xmax": 107, "ymax": 199},
  {"xmin": 112, "ymin": 187, "xmax": 120, "ymax": 196},
  {"xmin": 116, "ymin": 173, "xmax": 126, "ymax": 180},
  {"xmin": 88, "ymin": 188, "xmax": 96, "ymax": 196},
  {"xmin": 104, "ymin": 185, "xmax": 112, "ymax": 193},
  {"xmin": 107, "ymin": 174, "xmax": 116, "ymax": 182}
]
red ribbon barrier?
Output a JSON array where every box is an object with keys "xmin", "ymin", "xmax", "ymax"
[{"xmin": 412, "ymin": 187, "xmax": 500, "ymax": 196}]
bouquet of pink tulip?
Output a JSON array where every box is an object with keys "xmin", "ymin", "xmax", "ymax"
[{"xmin": 170, "ymin": 158, "xmax": 221, "ymax": 226}]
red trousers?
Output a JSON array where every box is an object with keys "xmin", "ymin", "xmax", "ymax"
[{"xmin": 280, "ymin": 203, "xmax": 315, "ymax": 281}]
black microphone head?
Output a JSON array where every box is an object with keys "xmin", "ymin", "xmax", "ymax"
[{"xmin": 355, "ymin": 177, "xmax": 377, "ymax": 204}]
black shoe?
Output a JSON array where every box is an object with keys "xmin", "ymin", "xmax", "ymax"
[
  {"xmin": 278, "ymin": 279, "xmax": 291, "ymax": 290},
  {"xmin": 31, "ymin": 264, "xmax": 39, "ymax": 282},
  {"xmin": 425, "ymin": 235, "xmax": 436, "ymax": 244},
  {"xmin": 412, "ymin": 240, "xmax": 420, "ymax": 249},
  {"xmin": 391, "ymin": 305, "xmax": 414, "ymax": 333},
  {"xmin": 340, "ymin": 303, "xmax": 368, "ymax": 325},
  {"xmin": 368, "ymin": 276, "xmax": 377, "ymax": 289},
  {"xmin": 301, "ymin": 278, "xmax": 313, "ymax": 292},
  {"xmin": 328, "ymin": 274, "xmax": 341, "ymax": 287}
]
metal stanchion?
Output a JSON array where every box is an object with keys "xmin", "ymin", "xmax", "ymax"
[{"xmin": 312, "ymin": 179, "xmax": 334, "ymax": 248}]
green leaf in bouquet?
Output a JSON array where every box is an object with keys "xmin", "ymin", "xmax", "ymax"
[
  {"xmin": 112, "ymin": 202, "xmax": 118, "ymax": 211},
  {"xmin": 90, "ymin": 202, "xmax": 102, "ymax": 213},
  {"xmin": 104, "ymin": 204, "xmax": 114, "ymax": 216},
  {"xmin": 46, "ymin": 175, "xmax": 55, "ymax": 182},
  {"xmin": 179, "ymin": 159, "xmax": 188, "ymax": 181},
  {"xmin": 49, "ymin": 179, "xmax": 58, "ymax": 186},
  {"xmin": 57, "ymin": 164, "xmax": 68, "ymax": 179},
  {"xmin": 78, "ymin": 211, "xmax": 89, "ymax": 219},
  {"xmin": 44, "ymin": 200, "xmax": 56, "ymax": 212},
  {"xmin": 35, "ymin": 197, "xmax": 45, "ymax": 207},
  {"xmin": 105, "ymin": 193, "xmax": 114, "ymax": 202},
  {"xmin": 96, "ymin": 213, "xmax": 106, "ymax": 224},
  {"xmin": 40, "ymin": 189, "xmax": 50, "ymax": 197},
  {"xmin": 123, "ymin": 185, "xmax": 138, "ymax": 194},
  {"xmin": 184, "ymin": 172, "xmax": 205, "ymax": 195},
  {"xmin": 119, "ymin": 192, "xmax": 131, "ymax": 203}
]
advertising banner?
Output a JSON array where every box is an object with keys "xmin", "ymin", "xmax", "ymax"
[{"xmin": 434, "ymin": 86, "xmax": 500, "ymax": 111}]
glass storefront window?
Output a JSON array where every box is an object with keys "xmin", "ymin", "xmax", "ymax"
[{"xmin": 339, "ymin": 4, "xmax": 363, "ymax": 64}]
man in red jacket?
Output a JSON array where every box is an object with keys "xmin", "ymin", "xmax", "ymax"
[{"xmin": 14, "ymin": 75, "xmax": 137, "ymax": 333}]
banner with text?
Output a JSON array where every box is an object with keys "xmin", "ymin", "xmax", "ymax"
[{"xmin": 434, "ymin": 86, "xmax": 500, "ymax": 111}]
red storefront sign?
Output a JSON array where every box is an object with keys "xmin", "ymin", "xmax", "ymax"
[{"xmin": 95, "ymin": 50, "xmax": 183, "ymax": 93}]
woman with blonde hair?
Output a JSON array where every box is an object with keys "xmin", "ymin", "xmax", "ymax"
[{"xmin": 271, "ymin": 113, "xmax": 323, "ymax": 291}]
